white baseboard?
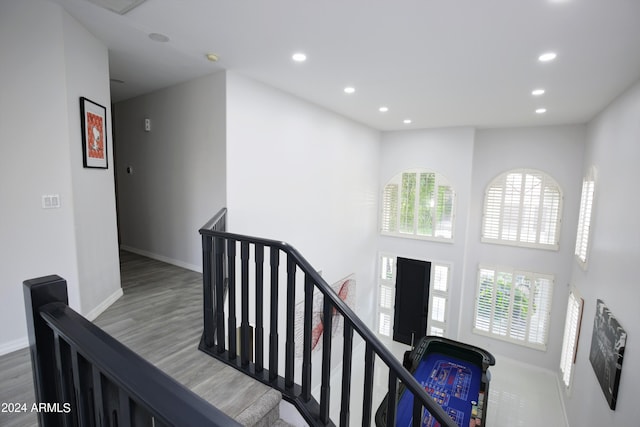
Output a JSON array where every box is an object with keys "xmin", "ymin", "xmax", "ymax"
[
  {"xmin": 0, "ymin": 336, "xmax": 29, "ymax": 356},
  {"xmin": 0, "ymin": 288, "xmax": 125, "ymax": 356},
  {"xmin": 120, "ymin": 245, "xmax": 202, "ymax": 273},
  {"xmin": 85, "ymin": 287, "xmax": 124, "ymax": 322}
]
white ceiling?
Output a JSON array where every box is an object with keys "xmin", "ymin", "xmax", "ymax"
[{"xmin": 51, "ymin": 0, "xmax": 640, "ymax": 131}]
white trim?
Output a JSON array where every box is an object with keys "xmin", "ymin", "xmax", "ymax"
[
  {"xmin": 555, "ymin": 371, "xmax": 572, "ymax": 427},
  {"xmin": 0, "ymin": 336, "xmax": 29, "ymax": 356},
  {"xmin": 120, "ymin": 245, "xmax": 202, "ymax": 273},
  {"xmin": 84, "ymin": 287, "xmax": 124, "ymax": 322}
]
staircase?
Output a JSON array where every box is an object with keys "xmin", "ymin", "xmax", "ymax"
[
  {"xmin": 199, "ymin": 208, "xmax": 458, "ymax": 427},
  {"xmin": 20, "ymin": 251, "xmax": 290, "ymax": 427}
]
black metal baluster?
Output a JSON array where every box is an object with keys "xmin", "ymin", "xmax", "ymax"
[
  {"xmin": 214, "ymin": 236, "xmax": 226, "ymax": 354},
  {"xmin": 362, "ymin": 343, "xmax": 375, "ymax": 427},
  {"xmin": 52, "ymin": 333, "xmax": 73, "ymax": 426},
  {"xmin": 301, "ymin": 274, "xmax": 313, "ymax": 401},
  {"xmin": 387, "ymin": 371, "xmax": 398, "ymax": 427},
  {"xmin": 340, "ymin": 323, "xmax": 353, "ymax": 427},
  {"xmin": 92, "ymin": 365, "xmax": 104, "ymax": 426},
  {"xmin": 240, "ymin": 241, "xmax": 250, "ymax": 366},
  {"xmin": 117, "ymin": 389, "xmax": 132, "ymax": 427},
  {"xmin": 319, "ymin": 296, "xmax": 333, "ymax": 425},
  {"xmin": 412, "ymin": 398, "xmax": 422, "ymax": 427},
  {"xmin": 255, "ymin": 244, "xmax": 265, "ymax": 372},
  {"xmin": 284, "ymin": 256, "xmax": 296, "ymax": 388},
  {"xmin": 71, "ymin": 349, "xmax": 89, "ymax": 426},
  {"xmin": 202, "ymin": 234, "xmax": 214, "ymax": 348},
  {"xmin": 227, "ymin": 239, "xmax": 237, "ymax": 359},
  {"xmin": 269, "ymin": 248, "xmax": 279, "ymax": 382}
]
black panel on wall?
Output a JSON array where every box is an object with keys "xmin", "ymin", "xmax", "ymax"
[{"xmin": 393, "ymin": 257, "xmax": 431, "ymax": 346}]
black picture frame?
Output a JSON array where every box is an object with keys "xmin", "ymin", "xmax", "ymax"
[{"xmin": 80, "ymin": 97, "xmax": 108, "ymax": 169}]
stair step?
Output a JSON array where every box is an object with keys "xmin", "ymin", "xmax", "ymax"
[{"xmin": 235, "ymin": 388, "xmax": 282, "ymax": 427}]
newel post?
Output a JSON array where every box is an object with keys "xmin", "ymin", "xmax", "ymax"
[{"xmin": 23, "ymin": 275, "xmax": 69, "ymax": 426}]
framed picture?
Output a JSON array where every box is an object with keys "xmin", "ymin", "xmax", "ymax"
[
  {"xmin": 80, "ymin": 97, "xmax": 108, "ymax": 169},
  {"xmin": 589, "ymin": 299, "xmax": 627, "ymax": 410}
]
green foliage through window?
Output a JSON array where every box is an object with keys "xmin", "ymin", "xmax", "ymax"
[
  {"xmin": 382, "ymin": 170, "xmax": 455, "ymax": 240},
  {"xmin": 474, "ymin": 266, "xmax": 553, "ymax": 350}
]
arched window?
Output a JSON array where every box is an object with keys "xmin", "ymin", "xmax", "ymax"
[
  {"xmin": 482, "ymin": 169, "xmax": 562, "ymax": 249},
  {"xmin": 381, "ymin": 170, "xmax": 455, "ymax": 241}
]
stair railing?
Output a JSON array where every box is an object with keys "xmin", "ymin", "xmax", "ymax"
[
  {"xmin": 24, "ymin": 275, "xmax": 241, "ymax": 427},
  {"xmin": 199, "ymin": 208, "xmax": 457, "ymax": 427}
]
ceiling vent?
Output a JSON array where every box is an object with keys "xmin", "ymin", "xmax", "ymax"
[{"xmin": 86, "ymin": 0, "xmax": 147, "ymax": 15}]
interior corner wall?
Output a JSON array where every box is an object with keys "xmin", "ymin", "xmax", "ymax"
[
  {"xmin": 0, "ymin": 0, "xmax": 80, "ymax": 354},
  {"xmin": 114, "ymin": 71, "xmax": 227, "ymax": 271},
  {"xmin": 62, "ymin": 9, "xmax": 121, "ymax": 318},
  {"xmin": 225, "ymin": 72, "xmax": 381, "ymax": 326},
  {"xmin": 460, "ymin": 124, "xmax": 585, "ymax": 371},
  {"xmin": 377, "ymin": 127, "xmax": 476, "ymax": 338},
  {"xmin": 563, "ymin": 79, "xmax": 640, "ymax": 427}
]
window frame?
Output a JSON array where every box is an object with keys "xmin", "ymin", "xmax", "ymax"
[
  {"xmin": 559, "ymin": 289, "xmax": 584, "ymax": 392},
  {"xmin": 376, "ymin": 253, "xmax": 451, "ymax": 338},
  {"xmin": 575, "ymin": 168, "xmax": 596, "ymax": 268},
  {"xmin": 481, "ymin": 169, "xmax": 563, "ymax": 250},
  {"xmin": 381, "ymin": 169, "xmax": 456, "ymax": 243},
  {"xmin": 473, "ymin": 265, "xmax": 554, "ymax": 351}
]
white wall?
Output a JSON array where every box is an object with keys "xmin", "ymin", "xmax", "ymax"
[
  {"xmin": 0, "ymin": 0, "xmax": 120, "ymax": 354},
  {"xmin": 114, "ymin": 72, "xmax": 227, "ymax": 271},
  {"xmin": 377, "ymin": 127, "xmax": 476, "ymax": 338},
  {"xmin": 459, "ymin": 125, "xmax": 585, "ymax": 370},
  {"xmin": 563, "ymin": 79, "xmax": 640, "ymax": 427},
  {"xmin": 62, "ymin": 9, "xmax": 122, "ymax": 318},
  {"xmin": 225, "ymin": 72, "xmax": 381, "ymax": 325}
]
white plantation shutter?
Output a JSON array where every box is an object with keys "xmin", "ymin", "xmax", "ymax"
[
  {"xmin": 560, "ymin": 292, "xmax": 583, "ymax": 388},
  {"xmin": 379, "ymin": 312, "xmax": 392, "ymax": 337},
  {"xmin": 474, "ymin": 269, "xmax": 495, "ymax": 332},
  {"xmin": 575, "ymin": 178, "xmax": 595, "ymax": 265},
  {"xmin": 528, "ymin": 275, "xmax": 553, "ymax": 345},
  {"xmin": 474, "ymin": 266, "xmax": 554, "ymax": 350},
  {"xmin": 482, "ymin": 170, "xmax": 562, "ymax": 249},
  {"xmin": 378, "ymin": 255, "xmax": 396, "ymax": 336},
  {"xmin": 483, "ymin": 187, "xmax": 502, "ymax": 239},
  {"xmin": 433, "ymin": 265, "xmax": 448, "ymax": 292},
  {"xmin": 431, "ymin": 296, "xmax": 446, "ymax": 322},
  {"xmin": 381, "ymin": 184, "xmax": 398, "ymax": 233},
  {"xmin": 379, "ymin": 285, "xmax": 394, "ymax": 309},
  {"xmin": 381, "ymin": 170, "xmax": 455, "ymax": 241}
]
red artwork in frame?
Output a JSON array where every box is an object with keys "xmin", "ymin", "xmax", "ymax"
[{"xmin": 80, "ymin": 97, "xmax": 108, "ymax": 169}]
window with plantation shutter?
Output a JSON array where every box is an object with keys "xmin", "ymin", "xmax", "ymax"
[
  {"xmin": 381, "ymin": 170, "xmax": 455, "ymax": 241},
  {"xmin": 473, "ymin": 265, "xmax": 554, "ymax": 350},
  {"xmin": 482, "ymin": 169, "xmax": 562, "ymax": 250},
  {"xmin": 560, "ymin": 291, "xmax": 584, "ymax": 389},
  {"xmin": 377, "ymin": 254, "xmax": 451, "ymax": 338},
  {"xmin": 575, "ymin": 170, "xmax": 595, "ymax": 266}
]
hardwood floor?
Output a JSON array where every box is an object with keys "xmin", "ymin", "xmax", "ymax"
[{"xmin": 0, "ymin": 251, "xmax": 278, "ymax": 427}]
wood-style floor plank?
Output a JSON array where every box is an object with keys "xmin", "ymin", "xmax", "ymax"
[{"xmin": 0, "ymin": 251, "xmax": 275, "ymax": 427}]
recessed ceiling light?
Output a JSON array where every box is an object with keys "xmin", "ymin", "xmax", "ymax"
[
  {"xmin": 536, "ymin": 108, "xmax": 547, "ymax": 114},
  {"xmin": 403, "ymin": 119, "xmax": 412, "ymax": 124},
  {"xmin": 379, "ymin": 106, "xmax": 389, "ymax": 113},
  {"xmin": 292, "ymin": 53, "xmax": 307, "ymax": 62},
  {"xmin": 538, "ymin": 52, "xmax": 557, "ymax": 62},
  {"xmin": 532, "ymin": 89, "xmax": 545, "ymax": 96},
  {"xmin": 344, "ymin": 87, "xmax": 355, "ymax": 94},
  {"xmin": 205, "ymin": 53, "xmax": 219, "ymax": 62},
  {"xmin": 149, "ymin": 32, "xmax": 170, "ymax": 42}
]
